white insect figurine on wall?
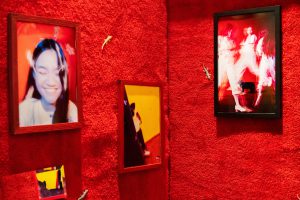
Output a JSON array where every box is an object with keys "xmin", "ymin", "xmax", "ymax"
[
  {"xmin": 102, "ymin": 35, "xmax": 113, "ymax": 51},
  {"xmin": 78, "ymin": 189, "xmax": 88, "ymax": 200},
  {"xmin": 202, "ymin": 64, "xmax": 211, "ymax": 80}
]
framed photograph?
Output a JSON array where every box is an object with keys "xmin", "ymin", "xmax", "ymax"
[
  {"xmin": 8, "ymin": 13, "xmax": 82, "ymax": 134},
  {"xmin": 36, "ymin": 165, "xmax": 67, "ymax": 200},
  {"xmin": 214, "ymin": 6, "xmax": 281, "ymax": 117},
  {"xmin": 1, "ymin": 165, "xmax": 67, "ymax": 200},
  {"xmin": 118, "ymin": 81, "xmax": 164, "ymax": 173}
]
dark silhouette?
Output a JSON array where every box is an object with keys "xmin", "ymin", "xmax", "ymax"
[{"xmin": 123, "ymin": 91, "xmax": 144, "ymax": 167}]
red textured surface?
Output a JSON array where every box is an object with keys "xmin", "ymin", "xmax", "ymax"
[
  {"xmin": 1, "ymin": 171, "xmax": 39, "ymax": 199},
  {"xmin": 169, "ymin": 0, "xmax": 300, "ymax": 199},
  {"xmin": 0, "ymin": 0, "xmax": 167, "ymax": 200},
  {"xmin": 5, "ymin": 0, "xmax": 299, "ymax": 199}
]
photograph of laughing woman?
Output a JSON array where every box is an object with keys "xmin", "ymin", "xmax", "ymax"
[{"xmin": 19, "ymin": 39, "xmax": 78, "ymax": 127}]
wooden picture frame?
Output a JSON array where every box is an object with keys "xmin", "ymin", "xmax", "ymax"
[
  {"xmin": 214, "ymin": 6, "xmax": 281, "ymax": 118},
  {"xmin": 118, "ymin": 80, "xmax": 164, "ymax": 173},
  {"xmin": 8, "ymin": 13, "xmax": 82, "ymax": 134}
]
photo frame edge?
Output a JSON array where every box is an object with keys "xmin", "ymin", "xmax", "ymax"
[
  {"xmin": 8, "ymin": 13, "xmax": 82, "ymax": 134},
  {"xmin": 214, "ymin": 5, "xmax": 282, "ymax": 118},
  {"xmin": 118, "ymin": 80, "xmax": 164, "ymax": 173}
]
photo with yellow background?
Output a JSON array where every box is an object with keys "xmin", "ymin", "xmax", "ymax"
[
  {"xmin": 36, "ymin": 166, "xmax": 65, "ymax": 190},
  {"xmin": 125, "ymin": 85, "xmax": 161, "ymax": 143}
]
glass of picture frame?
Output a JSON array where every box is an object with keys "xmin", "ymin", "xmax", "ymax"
[
  {"xmin": 8, "ymin": 13, "xmax": 82, "ymax": 134},
  {"xmin": 118, "ymin": 80, "xmax": 164, "ymax": 173},
  {"xmin": 214, "ymin": 6, "xmax": 281, "ymax": 118}
]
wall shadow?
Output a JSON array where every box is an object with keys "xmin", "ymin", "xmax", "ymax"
[
  {"xmin": 8, "ymin": 129, "xmax": 82, "ymax": 199},
  {"xmin": 216, "ymin": 117, "xmax": 282, "ymax": 137}
]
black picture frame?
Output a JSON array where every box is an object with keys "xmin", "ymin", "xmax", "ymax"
[{"xmin": 214, "ymin": 5, "xmax": 281, "ymax": 118}]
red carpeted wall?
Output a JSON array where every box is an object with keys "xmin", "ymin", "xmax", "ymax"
[
  {"xmin": 169, "ymin": 0, "xmax": 300, "ymax": 199},
  {"xmin": 0, "ymin": 0, "xmax": 167, "ymax": 199},
  {"xmin": 2, "ymin": 0, "xmax": 299, "ymax": 199}
]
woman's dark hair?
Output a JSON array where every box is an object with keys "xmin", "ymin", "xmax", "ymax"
[
  {"xmin": 220, "ymin": 23, "xmax": 233, "ymax": 36},
  {"xmin": 130, "ymin": 103, "xmax": 135, "ymax": 116},
  {"xmin": 262, "ymin": 30, "xmax": 275, "ymax": 57},
  {"xmin": 24, "ymin": 38, "xmax": 69, "ymax": 123},
  {"xmin": 257, "ymin": 29, "xmax": 275, "ymax": 57}
]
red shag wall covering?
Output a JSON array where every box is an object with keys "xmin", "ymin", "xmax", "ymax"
[
  {"xmin": 1, "ymin": 0, "xmax": 300, "ymax": 199},
  {"xmin": 0, "ymin": 0, "xmax": 167, "ymax": 199},
  {"xmin": 169, "ymin": 0, "xmax": 300, "ymax": 199}
]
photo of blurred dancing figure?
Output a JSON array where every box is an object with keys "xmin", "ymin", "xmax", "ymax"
[{"xmin": 216, "ymin": 9, "xmax": 278, "ymax": 115}]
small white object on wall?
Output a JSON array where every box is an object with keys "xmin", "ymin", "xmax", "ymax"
[{"xmin": 102, "ymin": 35, "xmax": 113, "ymax": 51}]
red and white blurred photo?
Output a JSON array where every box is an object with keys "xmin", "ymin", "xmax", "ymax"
[{"xmin": 214, "ymin": 6, "xmax": 281, "ymax": 117}]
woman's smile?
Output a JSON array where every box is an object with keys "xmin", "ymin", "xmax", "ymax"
[{"xmin": 34, "ymin": 49, "xmax": 63, "ymax": 105}]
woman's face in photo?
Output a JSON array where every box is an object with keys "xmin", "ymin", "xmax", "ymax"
[
  {"xmin": 34, "ymin": 49, "xmax": 62, "ymax": 105},
  {"xmin": 246, "ymin": 27, "xmax": 253, "ymax": 35}
]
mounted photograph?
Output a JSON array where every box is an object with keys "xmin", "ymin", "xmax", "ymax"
[
  {"xmin": 118, "ymin": 81, "xmax": 164, "ymax": 173},
  {"xmin": 8, "ymin": 13, "xmax": 82, "ymax": 134},
  {"xmin": 214, "ymin": 6, "xmax": 281, "ymax": 117}
]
